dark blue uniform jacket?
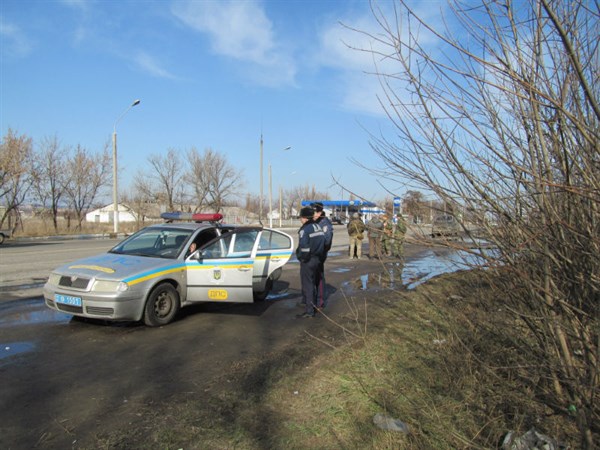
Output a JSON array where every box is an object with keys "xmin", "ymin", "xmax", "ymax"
[
  {"xmin": 316, "ymin": 216, "xmax": 334, "ymax": 253},
  {"xmin": 296, "ymin": 220, "xmax": 325, "ymax": 263}
]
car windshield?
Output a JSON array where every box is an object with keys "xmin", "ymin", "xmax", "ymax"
[{"xmin": 109, "ymin": 227, "xmax": 194, "ymax": 259}]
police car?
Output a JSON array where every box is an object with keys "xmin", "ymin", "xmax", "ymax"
[{"xmin": 43, "ymin": 213, "xmax": 294, "ymax": 326}]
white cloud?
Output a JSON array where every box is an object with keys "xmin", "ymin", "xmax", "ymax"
[
  {"xmin": 316, "ymin": 13, "xmax": 396, "ymax": 116},
  {"xmin": 0, "ymin": 19, "xmax": 32, "ymax": 58},
  {"xmin": 134, "ymin": 51, "xmax": 178, "ymax": 80},
  {"xmin": 171, "ymin": 0, "xmax": 296, "ymax": 87},
  {"xmin": 315, "ymin": 2, "xmax": 446, "ymax": 117}
]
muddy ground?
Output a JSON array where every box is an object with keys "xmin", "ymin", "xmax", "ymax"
[{"xmin": 0, "ymin": 238, "xmax": 448, "ymax": 449}]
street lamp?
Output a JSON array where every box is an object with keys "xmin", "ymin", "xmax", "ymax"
[
  {"xmin": 269, "ymin": 146, "xmax": 291, "ymax": 228},
  {"xmin": 259, "ymin": 134, "xmax": 264, "ymax": 225},
  {"xmin": 259, "ymin": 135, "xmax": 291, "ymax": 226},
  {"xmin": 112, "ymin": 99, "xmax": 140, "ymax": 234}
]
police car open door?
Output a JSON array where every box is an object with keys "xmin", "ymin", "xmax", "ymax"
[
  {"xmin": 186, "ymin": 228, "xmax": 260, "ymax": 303},
  {"xmin": 253, "ymin": 229, "xmax": 294, "ymax": 292}
]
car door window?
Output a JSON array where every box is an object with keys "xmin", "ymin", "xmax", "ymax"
[
  {"xmin": 201, "ymin": 234, "xmax": 232, "ymax": 259},
  {"xmin": 258, "ymin": 229, "xmax": 292, "ymax": 250},
  {"xmin": 200, "ymin": 229, "xmax": 260, "ymax": 259},
  {"xmin": 230, "ymin": 231, "xmax": 258, "ymax": 257}
]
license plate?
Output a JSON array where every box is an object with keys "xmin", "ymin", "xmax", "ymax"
[{"xmin": 55, "ymin": 294, "xmax": 82, "ymax": 307}]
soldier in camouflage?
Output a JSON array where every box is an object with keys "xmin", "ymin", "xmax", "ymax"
[{"xmin": 390, "ymin": 214, "xmax": 407, "ymax": 260}]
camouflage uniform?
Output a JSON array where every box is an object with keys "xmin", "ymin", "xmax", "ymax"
[
  {"xmin": 381, "ymin": 216, "xmax": 393, "ymax": 257},
  {"xmin": 367, "ymin": 216, "xmax": 384, "ymax": 259},
  {"xmin": 390, "ymin": 215, "xmax": 407, "ymax": 259},
  {"xmin": 347, "ymin": 214, "xmax": 366, "ymax": 259}
]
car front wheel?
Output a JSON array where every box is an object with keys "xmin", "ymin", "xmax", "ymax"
[
  {"xmin": 253, "ymin": 277, "xmax": 273, "ymax": 302},
  {"xmin": 143, "ymin": 283, "xmax": 180, "ymax": 327}
]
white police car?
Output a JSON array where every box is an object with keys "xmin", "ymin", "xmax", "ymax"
[{"xmin": 43, "ymin": 213, "xmax": 293, "ymax": 326}]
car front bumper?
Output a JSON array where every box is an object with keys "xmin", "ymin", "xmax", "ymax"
[{"xmin": 43, "ymin": 285, "xmax": 145, "ymax": 322}]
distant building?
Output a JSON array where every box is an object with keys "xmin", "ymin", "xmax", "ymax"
[
  {"xmin": 301, "ymin": 199, "xmax": 379, "ymax": 224},
  {"xmin": 267, "ymin": 207, "xmax": 298, "ymax": 220},
  {"xmin": 85, "ymin": 203, "xmax": 138, "ymax": 223}
]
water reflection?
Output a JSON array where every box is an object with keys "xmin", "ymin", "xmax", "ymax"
[
  {"xmin": 360, "ymin": 274, "xmax": 369, "ymax": 290},
  {"xmin": 403, "ymin": 249, "xmax": 492, "ymax": 289},
  {"xmin": 266, "ymin": 290, "xmax": 290, "ymax": 301},
  {"xmin": 331, "ymin": 267, "xmax": 352, "ymax": 273},
  {"xmin": 0, "ymin": 301, "xmax": 71, "ymax": 327},
  {"xmin": 0, "ymin": 341, "xmax": 35, "ymax": 361},
  {"xmin": 346, "ymin": 249, "xmax": 492, "ymax": 292}
]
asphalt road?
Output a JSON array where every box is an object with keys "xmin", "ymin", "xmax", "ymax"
[{"xmin": 1, "ymin": 227, "xmax": 428, "ymax": 448}]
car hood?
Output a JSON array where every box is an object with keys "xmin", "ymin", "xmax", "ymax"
[{"xmin": 50, "ymin": 252, "xmax": 183, "ymax": 282}]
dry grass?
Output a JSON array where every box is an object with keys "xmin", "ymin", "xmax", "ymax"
[
  {"xmin": 91, "ymin": 270, "xmax": 580, "ymax": 449},
  {"xmin": 11, "ymin": 217, "xmax": 145, "ymax": 238}
]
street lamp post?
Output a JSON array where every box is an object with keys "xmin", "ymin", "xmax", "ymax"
[
  {"xmin": 268, "ymin": 164, "xmax": 273, "ymax": 228},
  {"xmin": 259, "ymin": 134, "xmax": 264, "ymax": 225},
  {"xmin": 268, "ymin": 146, "xmax": 291, "ymax": 228},
  {"xmin": 112, "ymin": 99, "xmax": 140, "ymax": 234},
  {"xmin": 279, "ymin": 185, "xmax": 283, "ymax": 228}
]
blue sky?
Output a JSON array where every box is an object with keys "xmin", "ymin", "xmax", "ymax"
[{"xmin": 1, "ymin": 0, "xmax": 437, "ymax": 204}]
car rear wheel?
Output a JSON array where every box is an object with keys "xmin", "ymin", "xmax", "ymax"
[{"xmin": 144, "ymin": 283, "xmax": 180, "ymax": 327}]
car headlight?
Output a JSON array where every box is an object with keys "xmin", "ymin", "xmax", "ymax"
[
  {"xmin": 47, "ymin": 273, "xmax": 61, "ymax": 286},
  {"xmin": 91, "ymin": 279, "xmax": 129, "ymax": 292}
]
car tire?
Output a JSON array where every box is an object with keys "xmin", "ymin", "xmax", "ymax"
[
  {"xmin": 0, "ymin": 234, "xmax": 5, "ymax": 245},
  {"xmin": 143, "ymin": 283, "xmax": 180, "ymax": 327},
  {"xmin": 253, "ymin": 277, "xmax": 273, "ymax": 302}
]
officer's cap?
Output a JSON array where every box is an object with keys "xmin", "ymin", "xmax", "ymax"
[
  {"xmin": 310, "ymin": 202, "xmax": 324, "ymax": 212},
  {"xmin": 300, "ymin": 207, "xmax": 315, "ymax": 218}
]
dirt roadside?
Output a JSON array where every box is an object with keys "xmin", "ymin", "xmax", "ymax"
[{"xmin": 0, "ymin": 232, "xmax": 434, "ymax": 449}]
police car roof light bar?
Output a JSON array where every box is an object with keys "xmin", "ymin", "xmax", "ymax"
[{"xmin": 160, "ymin": 212, "xmax": 224, "ymax": 223}]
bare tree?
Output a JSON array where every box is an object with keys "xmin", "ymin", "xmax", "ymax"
[
  {"xmin": 352, "ymin": 0, "xmax": 599, "ymax": 446},
  {"xmin": 402, "ymin": 190, "xmax": 426, "ymax": 222},
  {"xmin": 184, "ymin": 147, "xmax": 211, "ymax": 210},
  {"xmin": 124, "ymin": 170, "xmax": 157, "ymax": 229},
  {"xmin": 62, "ymin": 144, "xmax": 111, "ymax": 229},
  {"xmin": 148, "ymin": 148, "xmax": 183, "ymax": 211},
  {"xmin": 31, "ymin": 135, "xmax": 68, "ymax": 232},
  {"xmin": 184, "ymin": 147, "xmax": 244, "ymax": 213},
  {"xmin": 286, "ymin": 184, "xmax": 330, "ymax": 218},
  {"xmin": 0, "ymin": 129, "xmax": 34, "ymax": 231}
]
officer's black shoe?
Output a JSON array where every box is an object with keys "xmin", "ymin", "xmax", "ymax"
[{"xmin": 296, "ymin": 312, "xmax": 314, "ymax": 318}]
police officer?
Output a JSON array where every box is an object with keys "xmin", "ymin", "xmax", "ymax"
[
  {"xmin": 311, "ymin": 202, "xmax": 333, "ymax": 309},
  {"xmin": 296, "ymin": 206, "xmax": 325, "ymax": 318}
]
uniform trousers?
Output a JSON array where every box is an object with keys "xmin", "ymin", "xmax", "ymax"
[
  {"xmin": 369, "ymin": 236, "xmax": 382, "ymax": 259},
  {"xmin": 300, "ymin": 256, "xmax": 320, "ymax": 315},
  {"xmin": 349, "ymin": 235, "xmax": 363, "ymax": 258},
  {"xmin": 316, "ymin": 255, "xmax": 328, "ymax": 308}
]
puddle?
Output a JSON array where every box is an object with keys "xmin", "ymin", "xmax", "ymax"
[
  {"xmin": 331, "ymin": 267, "xmax": 352, "ymax": 273},
  {"xmin": 360, "ymin": 274, "xmax": 369, "ymax": 290},
  {"xmin": 0, "ymin": 342, "xmax": 36, "ymax": 361},
  {"xmin": 266, "ymin": 290, "xmax": 291, "ymax": 301},
  {"xmin": 403, "ymin": 248, "xmax": 494, "ymax": 289},
  {"xmin": 345, "ymin": 249, "xmax": 494, "ymax": 292},
  {"xmin": 0, "ymin": 282, "xmax": 46, "ymax": 292},
  {"xmin": 0, "ymin": 300, "xmax": 72, "ymax": 327}
]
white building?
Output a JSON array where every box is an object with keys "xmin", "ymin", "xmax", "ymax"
[{"xmin": 85, "ymin": 203, "xmax": 138, "ymax": 224}]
